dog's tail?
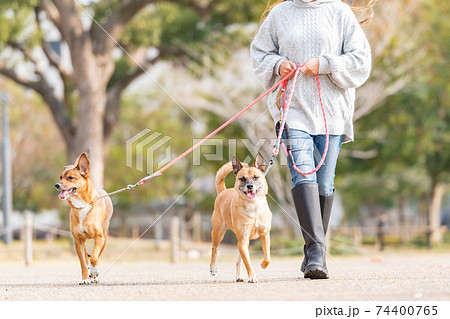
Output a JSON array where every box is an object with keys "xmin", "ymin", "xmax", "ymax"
[{"xmin": 215, "ymin": 162, "xmax": 233, "ymax": 194}]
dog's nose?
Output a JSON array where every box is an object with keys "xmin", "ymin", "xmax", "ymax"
[
  {"xmin": 247, "ymin": 184, "xmax": 253, "ymax": 190},
  {"xmin": 55, "ymin": 183, "xmax": 61, "ymax": 189}
]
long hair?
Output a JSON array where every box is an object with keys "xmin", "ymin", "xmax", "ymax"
[{"xmin": 259, "ymin": 0, "xmax": 378, "ymax": 25}]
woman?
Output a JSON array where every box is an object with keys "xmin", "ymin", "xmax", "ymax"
[{"xmin": 250, "ymin": 0, "xmax": 372, "ymax": 279}]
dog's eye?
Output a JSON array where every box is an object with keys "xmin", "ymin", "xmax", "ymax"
[
  {"xmin": 67, "ymin": 176, "xmax": 74, "ymax": 181},
  {"xmin": 59, "ymin": 176, "xmax": 62, "ymax": 180},
  {"xmin": 239, "ymin": 177, "xmax": 246, "ymax": 183},
  {"xmin": 253, "ymin": 175, "xmax": 259, "ymax": 180}
]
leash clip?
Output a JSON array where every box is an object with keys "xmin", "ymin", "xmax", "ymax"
[{"xmin": 139, "ymin": 171, "xmax": 163, "ymax": 185}]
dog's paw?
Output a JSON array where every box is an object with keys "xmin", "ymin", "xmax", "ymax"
[
  {"xmin": 79, "ymin": 278, "xmax": 93, "ymax": 285},
  {"xmin": 210, "ymin": 267, "xmax": 217, "ymax": 276},
  {"xmin": 236, "ymin": 278, "xmax": 245, "ymax": 282},
  {"xmin": 248, "ymin": 277, "xmax": 258, "ymax": 283},
  {"xmin": 261, "ymin": 259, "xmax": 271, "ymax": 269},
  {"xmin": 90, "ymin": 266, "xmax": 99, "ymax": 278}
]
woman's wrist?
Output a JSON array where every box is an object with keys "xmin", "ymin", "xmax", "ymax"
[{"xmin": 275, "ymin": 59, "xmax": 285, "ymax": 76}]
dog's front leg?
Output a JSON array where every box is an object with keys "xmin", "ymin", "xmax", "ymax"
[
  {"xmin": 82, "ymin": 243, "xmax": 91, "ymax": 275},
  {"xmin": 74, "ymin": 238, "xmax": 91, "ymax": 285},
  {"xmin": 237, "ymin": 237, "xmax": 256, "ymax": 283},
  {"xmin": 236, "ymin": 254, "xmax": 245, "ymax": 282},
  {"xmin": 210, "ymin": 216, "xmax": 227, "ymax": 276},
  {"xmin": 260, "ymin": 232, "xmax": 271, "ymax": 269},
  {"xmin": 89, "ymin": 235, "xmax": 105, "ymax": 282}
]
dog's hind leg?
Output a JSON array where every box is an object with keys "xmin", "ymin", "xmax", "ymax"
[
  {"xmin": 97, "ymin": 227, "xmax": 109, "ymax": 259},
  {"xmin": 210, "ymin": 211, "xmax": 227, "ymax": 276},
  {"xmin": 89, "ymin": 235, "xmax": 105, "ymax": 283},
  {"xmin": 98, "ymin": 237, "xmax": 107, "ymax": 259}
]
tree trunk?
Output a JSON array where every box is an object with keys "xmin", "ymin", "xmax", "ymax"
[
  {"xmin": 398, "ymin": 196, "xmax": 408, "ymax": 242},
  {"xmin": 68, "ymin": 35, "xmax": 112, "ymax": 189},
  {"xmin": 429, "ymin": 182, "xmax": 445, "ymax": 245},
  {"xmin": 419, "ymin": 193, "xmax": 428, "ymax": 228},
  {"xmin": 75, "ymin": 90, "xmax": 106, "ymax": 188},
  {"xmin": 66, "ymin": 85, "xmax": 106, "ymax": 189}
]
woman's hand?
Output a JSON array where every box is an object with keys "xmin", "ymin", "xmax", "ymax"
[
  {"xmin": 299, "ymin": 57, "xmax": 319, "ymax": 75},
  {"xmin": 279, "ymin": 59, "xmax": 297, "ymax": 79}
]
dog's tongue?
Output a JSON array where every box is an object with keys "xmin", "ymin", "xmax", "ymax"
[
  {"xmin": 246, "ymin": 191, "xmax": 256, "ymax": 200},
  {"xmin": 58, "ymin": 190, "xmax": 69, "ymax": 199}
]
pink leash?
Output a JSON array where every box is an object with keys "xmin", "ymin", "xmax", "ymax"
[
  {"xmin": 266, "ymin": 65, "xmax": 329, "ymax": 176},
  {"xmin": 137, "ymin": 67, "xmax": 298, "ymax": 185},
  {"xmin": 98, "ymin": 65, "xmax": 328, "ymax": 200}
]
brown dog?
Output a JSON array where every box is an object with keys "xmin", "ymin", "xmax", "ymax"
[
  {"xmin": 210, "ymin": 153, "xmax": 272, "ymax": 283},
  {"xmin": 55, "ymin": 152, "xmax": 113, "ymax": 285}
]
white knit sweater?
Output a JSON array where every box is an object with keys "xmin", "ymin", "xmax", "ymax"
[{"xmin": 250, "ymin": 0, "xmax": 371, "ymax": 143}]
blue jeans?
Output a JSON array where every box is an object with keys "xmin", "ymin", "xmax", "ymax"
[{"xmin": 282, "ymin": 129, "xmax": 342, "ymax": 197}]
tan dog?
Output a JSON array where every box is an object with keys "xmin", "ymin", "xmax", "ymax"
[
  {"xmin": 55, "ymin": 152, "xmax": 113, "ymax": 285},
  {"xmin": 210, "ymin": 153, "xmax": 272, "ymax": 283}
]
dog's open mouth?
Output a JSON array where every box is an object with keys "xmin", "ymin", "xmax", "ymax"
[
  {"xmin": 58, "ymin": 187, "xmax": 77, "ymax": 200},
  {"xmin": 243, "ymin": 190, "xmax": 257, "ymax": 200}
]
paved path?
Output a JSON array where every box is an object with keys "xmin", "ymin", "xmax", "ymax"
[{"xmin": 1, "ymin": 253, "xmax": 449, "ymax": 301}]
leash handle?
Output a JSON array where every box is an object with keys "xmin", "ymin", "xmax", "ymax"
[
  {"xmin": 269, "ymin": 63, "xmax": 329, "ymax": 176},
  {"xmin": 288, "ymin": 74, "xmax": 328, "ymax": 176},
  {"xmin": 275, "ymin": 121, "xmax": 292, "ymax": 153}
]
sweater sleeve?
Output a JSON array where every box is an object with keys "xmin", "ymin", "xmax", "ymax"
[
  {"xmin": 250, "ymin": 12, "xmax": 286, "ymax": 91},
  {"xmin": 318, "ymin": 8, "xmax": 372, "ymax": 89}
]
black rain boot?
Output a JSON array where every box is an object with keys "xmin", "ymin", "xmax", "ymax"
[
  {"xmin": 320, "ymin": 193, "xmax": 334, "ymax": 237},
  {"xmin": 300, "ymin": 193, "xmax": 335, "ymax": 275},
  {"xmin": 292, "ymin": 183, "xmax": 328, "ymax": 279}
]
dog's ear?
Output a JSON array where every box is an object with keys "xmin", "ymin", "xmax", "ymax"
[
  {"xmin": 254, "ymin": 152, "xmax": 265, "ymax": 173},
  {"xmin": 74, "ymin": 152, "xmax": 90, "ymax": 176},
  {"xmin": 232, "ymin": 155, "xmax": 243, "ymax": 175}
]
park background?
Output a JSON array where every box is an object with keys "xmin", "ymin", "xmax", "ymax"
[{"xmin": 0, "ymin": 0, "xmax": 449, "ymax": 299}]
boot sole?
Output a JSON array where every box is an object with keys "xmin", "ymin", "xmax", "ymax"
[{"xmin": 304, "ymin": 268, "xmax": 329, "ymax": 279}]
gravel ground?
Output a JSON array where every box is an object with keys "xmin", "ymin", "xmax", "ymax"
[{"xmin": 1, "ymin": 252, "xmax": 449, "ymax": 301}]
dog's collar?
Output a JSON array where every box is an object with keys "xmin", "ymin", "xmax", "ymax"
[{"xmin": 69, "ymin": 197, "xmax": 92, "ymax": 209}]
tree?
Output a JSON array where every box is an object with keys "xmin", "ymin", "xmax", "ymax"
[
  {"xmin": 0, "ymin": 0, "xmax": 265, "ymax": 187},
  {"xmin": 337, "ymin": 0, "xmax": 450, "ymax": 244},
  {"xmin": 353, "ymin": 0, "xmax": 425, "ymax": 120}
]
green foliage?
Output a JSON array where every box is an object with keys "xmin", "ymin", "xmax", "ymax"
[
  {"xmin": 108, "ymin": 56, "xmax": 133, "ymax": 88},
  {"xmin": 112, "ymin": 1, "xmax": 264, "ymax": 77},
  {"xmin": 337, "ymin": 0, "xmax": 449, "ymax": 222},
  {"xmin": 104, "ymin": 92, "xmax": 194, "ymax": 208},
  {"xmin": 0, "ymin": 0, "xmax": 38, "ymax": 48},
  {"xmin": 0, "ymin": 80, "xmax": 66, "ymax": 211},
  {"xmin": 210, "ymin": 0, "xmax": 266, "ymax": 26}
]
